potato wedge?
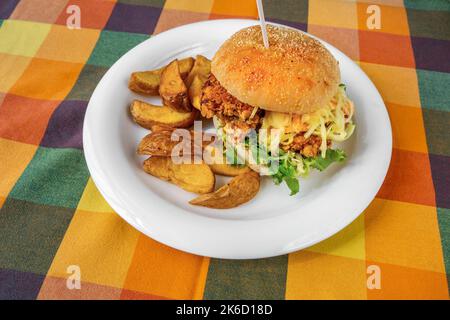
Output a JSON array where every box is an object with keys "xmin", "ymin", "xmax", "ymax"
[
  {"xmin": 204, "ymin": 145, "xmax": 250, "ymax": 176},
  {"xmin": 143, "ymin": 157, "xmax": 215, "ymax": 194},
  {"xmin": 178, "ymin": 57, "xmax": 196, "ymax": 79},
  {"xmin": 185, "ymin": 55, "xmax": 211, "ymax": 88},
  {"xmin": 128, "ymin": 70, "xmax": 160, "ymax": 95},
  {"xmin": 188, "ymin": 76, "xmax": 203, "ymax": 111},
  {"xmin": 189, "ymin": 171, "xmax": 260, "ymax": 209},
  {"xmin": 170, "ymin": 162, "xmax": 215, "ymax": 194},
  {"xmin": 159, "ymin": 60, "xmax": 191, "ymax": 112},
  {"xmin": 128, "ymin": 57, "xmax": 194, "ymax": 95},
  {"xmin": 137, "ymin": 129, "xmax": 215, "ymax": 157},
  {"xmin": 142, "ymin": 156, "xmax": 171, "ymax": 180},
  {"xmin": 130, "ymin": 99, "xmax": 197, "ymax": 129},
  {"xmin": 209, "ymin": 163, "xmax": 251, "ymax": 177},
  {"xmin": 137, "ymin": 130, "xmax": 181, "ymax": 156}
]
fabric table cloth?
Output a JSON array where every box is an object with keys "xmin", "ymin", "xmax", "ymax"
[{"xmin": 0, "ymin": 0, "xmax": 449, "ymax": 299}]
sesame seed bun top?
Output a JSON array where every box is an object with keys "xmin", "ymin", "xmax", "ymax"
[{"xmin": 211, "ymin": 25, "xmax": 341, "ymax": 114}]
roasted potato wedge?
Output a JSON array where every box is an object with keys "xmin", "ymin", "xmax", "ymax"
[
  {"xmin": 142, "ymin": 156, "xmax": 171, "ymax": 180},
  {"xmin": 185, "ymin": 55, "xmax": 211, "ymax": 88},
  {"xmin": 188, "ymin": 76, "xmax": 203, "ymax": 111},
  {"xmin": 204, "ymin": 145, "xmax": 251, "ymax": 176},
  {"xmin": 143, "ymin": 157, "xmax": 215, "ymax": 194},
  {"xmin": 137, "ymin": 130, "xmax": 182, "ymax": 156},
  {"xmin": 209, "ymin": 163, "xmax": 251, "ymax": 177},
  {"xmin": 137, "ymin": 129, "xmax": 215, "ymax": 157},
  {"xmin": 128, "ymin": 57, "xmax": 194, "ymax": 95},
  {"xmin": 189, "ymin": 171, "xmax": 260, "ymax": 209},
  {"xmin": 159, "ymin": 60, "xmax": 191, "ymax": 112},
  {"xmin": 130, "ymin": 99, "xmax": 197, "ymax": 129},
  {"xmin": 128, "ymin": 70, "xmax": 160, "ymax": 95}
]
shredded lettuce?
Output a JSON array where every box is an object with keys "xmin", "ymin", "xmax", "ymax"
[{"xmin": 270, "ymin": 149, "xmax": 347, "ymax": 195}]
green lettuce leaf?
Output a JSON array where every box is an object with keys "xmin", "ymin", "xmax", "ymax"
[{"xmin": 304, "ymin": 149, "xmax": 346, "ymax": 171}]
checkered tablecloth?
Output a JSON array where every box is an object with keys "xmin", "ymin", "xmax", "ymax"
[{"xmin": 0, "ymin": 0, "xmax": 448, "ymax": 300}]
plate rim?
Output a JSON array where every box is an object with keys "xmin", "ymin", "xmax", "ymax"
[{"xmin": 83, "ymin": 19, "xmax": 392, "ymax": 259}]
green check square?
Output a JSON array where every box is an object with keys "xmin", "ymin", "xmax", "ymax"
[
  {"xmin": 66, "ymin": 64, "xmax": 109, "ymax": 101},
  {"xmin": 406, "ymin": 8, "xmax": 450, "ymax": 40},
  {"xmin": 0, "ymin": 198, "xmax": 74, "ymax": 274},
  {"xmin": 263, "ymin": 0, "xmax": 308, "ymax": 24},
  {"xmin": 204, "ymin": 256, "xmax": 288, "ymax": 299},
  {"xmin": 9, "ymin": 147, "xmax": 90, "ymax": 209},
  {"xmin": 87, "ymin": 30, "xmax": 149, "ymax": 67},
  {"xmin": 423, "ymin": 109, "xmax": 450, "ymax": 156},
  {"xmin": 404, "ymin": 0, "xmax": 450, "ymax": 11},
  {"xmin": 417, "ymin": 69, "xmax": 450, "ymax": 112}
]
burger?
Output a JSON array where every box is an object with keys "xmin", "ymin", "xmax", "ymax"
[{"xmin": 199, "ymin": 25, "xmax": 355, "ymax": 195}]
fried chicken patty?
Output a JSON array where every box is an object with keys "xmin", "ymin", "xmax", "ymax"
[
  {"xmin": 200, "ymin": 74, "xmax": 328, "ymax": 157},
  {"xmin": 200, "ymin": 74, "xmax": 264, "ymax": 131}
]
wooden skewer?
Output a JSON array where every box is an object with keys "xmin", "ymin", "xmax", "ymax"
[{"xmin": 256, "ymin": 0, "xmax": 269, "ymax": 48}]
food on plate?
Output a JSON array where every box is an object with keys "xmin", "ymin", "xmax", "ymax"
[
  {"xmin": 187, "ymin": 56, "xmax": 211, "ymax": 110},
  {"xmin": 185, "ymin": 55, "xmax": 211, "ymax": 88},
  {"xmin": 189, "ymin": 170, "xmax": 260, "ymax": 208},
  {"xmin": 137, "ymin": 128, "xmax": 215, "ymax": 157},
  {"xmin": 128, "ymin": 57, "xmax": 194, "ymax": 95},
  {"xmin": 198, "ymin": 25, "xmax": 355, "ymax": 195},
  {"xmin": 205, "ymin": 146, "xmax": 250, "ymax": 176},
  {"xmin": 210, "ymin": 163, "xmax": 251, "ymax": 177},
  {"xmin": 138, "ymin": 129, "xmax": 186, "ymax": 156},
  {"xmin": 130, "ymin": 99, "xmax": 197, "ymax": 129},
  {"xmin": 143, "ymin": 157, "xmax": 215, "ymax": 194},
  {"xmin": 128, "ymin": 25, "xmax": 355, "ymax": 207},
  {"xmin": 188, "ymin": 76, "xmax": 204, "ymax": 110},
  {"xmin": 142, "ymin": 156, "xmax": 171, "ymax": 180},
  {"xmin": 159, "ymin": 60, "xmax": 191, "ymax": 112}
]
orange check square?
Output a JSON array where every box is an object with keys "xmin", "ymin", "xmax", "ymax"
[
  {"xmin": 154, "ymin": 9, "xmax": 210, "ymax": 35},
  {"xmin": 357, "ymin": 3, "xmax": 410, "ymax": 36},
  {"xmin": 9, "ymin": 58, "xmax": 83, "ymax": 101},
  {"xmin": 38, "ymin": 276, "xmax": 122, "ymax": 300},
  {"xmin": 308, "ymin": 25, "xmax": 359, "ymax": 61},
  {"xmin": 0, "ymin": 138, "xmax": 37, "ymax": 198},
  {"xmin": 308, "ymin": 0, "xmax": 358, "ymax": 30},
  {"xmin": 359, "ymin": 31, "xmax": 415, "ymax": 68},
  {"xmin": 0, "ymin": 94, "xmax": 60, "ymax": 145},
  {"xmin": 366, "ymin": 262, "xmax": 448, "ymax": 299},
  {"xmin": 359, "ymin": 62, "xmax": 421, "ymax": 107},
  {"xmin": 210, "ymin": 0, "xmax": 257, "ymax": 18},
  {"xmin": 55, "ymin": 0, "xmax": 116, "ymax": 30},
  {"xmin": 365, "ymin": 199, "xmax": 445, "ymax": 272},
  {"xmin": 122, "ymin": 234, "xmax": 209, "ymax": 300},
  {"xmin": 286, "ymin": 251, "xmax": 367, "ymax": 299},
  {"xmin": 386, "ymin": 102, "xmax": 428, "ymax": 153},
  {"xmin": 36, "ymin": 25, "xmax": 100, "ymax": 63},
  {"xmin": 10, "ymin": 0, "xmax": 69, "ymax": 24},
  {"xmin": 377, "ymin": 149, "xmax": 435, "ymax": 207},
  {"xmin": 357, "ymin": 0, "xmax": 404, "ymax": 6},
  {"xmin": 0, "ymin": 196, "xmax": 5, "ymax": 209}
]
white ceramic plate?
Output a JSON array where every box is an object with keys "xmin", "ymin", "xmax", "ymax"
[{"xmin": 83, "ymin": 19, "xmax": 392, "ymax": 259}]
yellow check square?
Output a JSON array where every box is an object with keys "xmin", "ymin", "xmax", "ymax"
[
  {"xmin": 47, "ymin": 209, "xmax": 140, "ymax": 288},
  {"xmin": 0, "ymin": 20, "xmax": 51, "ymax": 57},
  {"xmin": 0, "ymin": 53, "xmax": 31, "ymax": 92}
]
